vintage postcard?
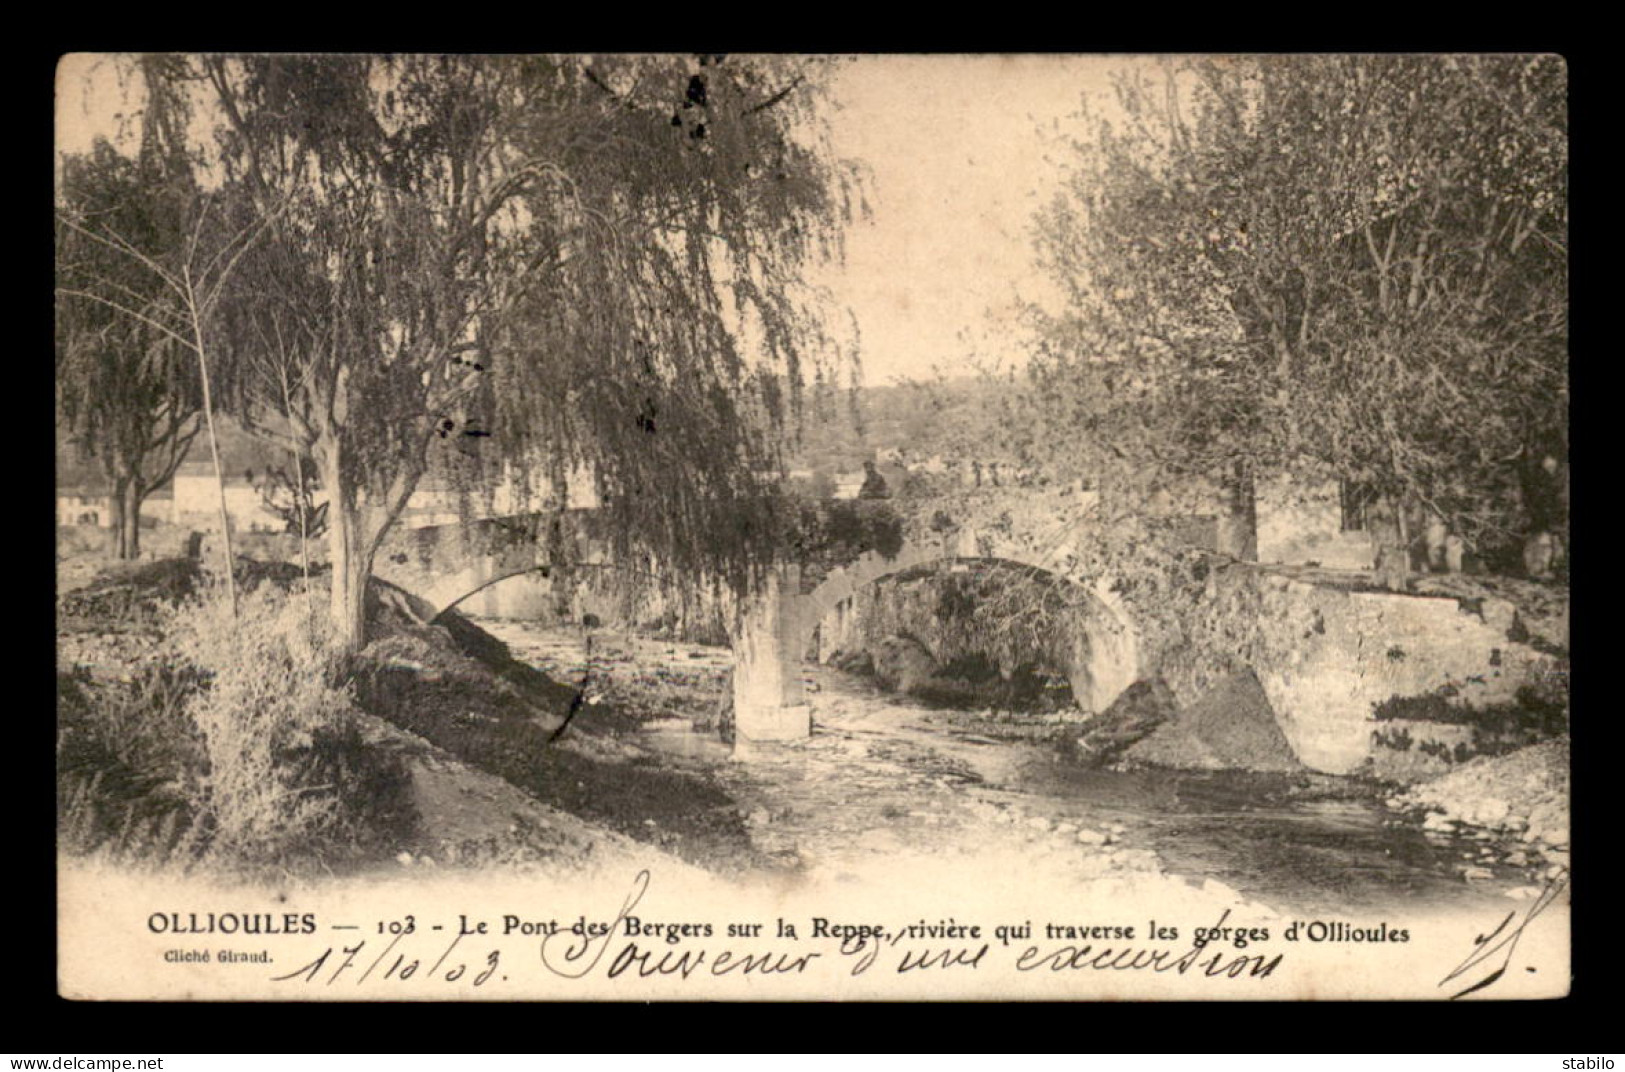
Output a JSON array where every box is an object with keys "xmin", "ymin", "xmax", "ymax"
[{"xmin": 55, "ymin": 52, "xmax": 1569, "ymax": 1000}]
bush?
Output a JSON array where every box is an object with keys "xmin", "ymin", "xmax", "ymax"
[
  {"xmin": 57, "ymin": 665, "xmax": 210, "ymax": 866},
  {"xmin": 57, "ymin": 558, "xmax": 202, "ymax": 626},
  {"xmin": 163, "ymin": 583, "xmax": 413, "ymax": 865}
]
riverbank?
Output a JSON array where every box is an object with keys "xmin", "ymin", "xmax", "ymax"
[
  {"xmin": 55, "ymin": 555, "xmax": 749, "ymax": 880},
  {"xmin": 56, "ymin": 552, "xmax": 1567, "ymax": 916}
]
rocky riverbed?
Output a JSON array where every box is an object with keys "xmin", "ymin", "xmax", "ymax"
[
  {"xmin": 475, "ymin": 617, "xmax": 1567, "ymax": 915},
  {"xmin": 1389, "ymin": 737, "xmax": 1569, "ymax": 881}
]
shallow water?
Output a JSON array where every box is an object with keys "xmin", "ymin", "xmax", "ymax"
[
  {"xmin": 475, "ymin": 616, "xmax": 1541, "ymax": 914},
  {"xmin": 993, "ymin": 754, "xmax": 1520, "ymax": 914}
]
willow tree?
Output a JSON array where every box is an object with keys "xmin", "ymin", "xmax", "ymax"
[
  {"xmin": 1027, "ymin": 55, "xmax": 1567, "ymax": 573},
  {"xmin": 56, "ymin": 54, "xmax": 211, "ymax": 561},
  {"xmin": 188, "ymin": 53, "xmax": 858, "ymax": 650}
]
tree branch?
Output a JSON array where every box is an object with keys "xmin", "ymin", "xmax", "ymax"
[{"xmin": 55, "ymin": 288, "xmax": 198, "ymax": 354}]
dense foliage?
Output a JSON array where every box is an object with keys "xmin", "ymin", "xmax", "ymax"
[
  {"xmin": 60, "ymin": 54, "xmax": 861, "ymax": 649},
  {"xmin": 1025, "ymin": 55, "xmax": 1567, "ymax": 567}
]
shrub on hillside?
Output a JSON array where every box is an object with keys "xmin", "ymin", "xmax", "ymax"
[
  {"xmin": 163, "ymin": 585, "xmax": 414, "ymax": 866},
  {"xmin": 57, "ymin": 665, "xmax": 210, "ymax": 866},
  {"xmin": 57, "ymin": 558, "xmax": 202, "ymax": 627}
]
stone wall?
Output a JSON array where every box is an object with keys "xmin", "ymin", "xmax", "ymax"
[
  {"xmin": 1255, "ymin": 477, "xmax": 1373, "ymax": 570},
  {"xmin": 1161, "ymin": 561, "xmax": 1564, "ymax": 776},
  {"xmin": 820, "ymin": 541, "xmax": 1564, "ymax": 777}
]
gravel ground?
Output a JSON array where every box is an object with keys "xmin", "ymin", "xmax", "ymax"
[{"xmin": 1391, "ymin": 736, "xmax": 1569, "ymax": 877}]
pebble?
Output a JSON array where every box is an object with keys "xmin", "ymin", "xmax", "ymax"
[
  {"xmin": 1504, "ymin": 886, "xmax": 1543, "ymax": 901},
  {"xmin": 1076, "ymin": 828, "xmax": 1109, "ymax": 846},
  {"xmin": 1026, "ymin": 816, "xmax": 1052, "ymax": 833},
  {"xmin": 1462, "ymin": 866, "xmax": 1494, "ymax": 882}
]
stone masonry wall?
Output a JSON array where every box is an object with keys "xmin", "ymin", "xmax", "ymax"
[{"xmin": 1163, "ymin": 561, "xmax": 1562, "ymax": 775}]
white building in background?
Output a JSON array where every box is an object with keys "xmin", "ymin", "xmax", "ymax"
[
  {"xmin": 57, "ymin": 489, "xmax": 109, "ymax": 528},
  {"xmin": 170, "ymin": 462, "xmax": 288, "ymax": 533},
  {"xmin": 56, "ymin": 486, "xmax": 172, "ymax": 529},
  {"xmin": 1254, "ymin": 477, "xmax": 1376, "ymax": 570},
  {"xmin": 831, "ymin": 471, "xmax": 866, "ymax": 500},
  {"xmin": 490, "ymin": 461, "xmax": 600, "ymax": 513}
]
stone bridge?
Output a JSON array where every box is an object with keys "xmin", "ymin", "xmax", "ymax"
[
  {"xmin": 372, "ymin": 487, "xmax": 1144, "ymax": 742},
  {"xmin": 369, "ymin": 486, "xmax": 1559, "ymax": 777},
  {"xmin": 732, "ymin": 507, "xmax": 1144, "ymax": 744},
  {"xmin": 374, "ymin": 510, "xmax": 615, "ymax": 622}
]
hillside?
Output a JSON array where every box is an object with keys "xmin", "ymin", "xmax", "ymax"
[{"xmin": 789, "ymin": 374, "xmax": 1033, "ymax": 477}]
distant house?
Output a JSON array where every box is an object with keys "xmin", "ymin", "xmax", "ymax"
[
  {"xmin": 56, "ymin": 488, "xmax": 107, "ymax": 528},
  {"xmin": 400, "ymin": 481, "xmax": 462, "ymax": 529},
  {"xmin": 1254, "ymin": 476, "xmax": 1375, "ymax": 570},
  {"xmin": 398, "ymin": 464, "xmax": 602, "ymax": 529},
  {"xmin": 170, "ymin": 462, "xmax": 287, "ymax": 533},
  {"xmin": 56, "ymin": 483, "xmax": 173, "ymax": 529},
  {"xmin": 828, "ymin": 458, "xmax": 909, "ymax": 501},
  {"xmin": 831, "ymin": 471, "xmax": 866, "ymax": 500}
]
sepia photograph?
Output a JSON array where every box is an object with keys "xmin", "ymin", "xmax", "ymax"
[{"xmin": 54, "ymin": 52, "xmax": 1569, "ymax": 1001}]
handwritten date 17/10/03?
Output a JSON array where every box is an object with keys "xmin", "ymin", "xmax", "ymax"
[{"xmin": 272, "ymin": 929, "xmax": 502, "ymax": 989}]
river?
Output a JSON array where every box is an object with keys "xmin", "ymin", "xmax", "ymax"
[{"xmin": 470, "ymin": 615, "xmax": 1548, "ymax": 916}]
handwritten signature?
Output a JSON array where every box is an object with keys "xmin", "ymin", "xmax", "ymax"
[{"xmin": 1438, "ymin": 869, "xmax": 1568, "ymax": 999}]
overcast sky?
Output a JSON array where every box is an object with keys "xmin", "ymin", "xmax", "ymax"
[{"xmin": 816, "ymin": 55, "xmax": 1125, "ymax": 386}]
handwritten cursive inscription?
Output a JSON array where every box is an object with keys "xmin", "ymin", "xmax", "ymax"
[
  {"xmin": 271, "ymin": 929, "xmax": 502, "ymax": 989},
  {"xmin": 1437, "ymin": 869, "xmax": 1568, "ymax": 999},
  {"xmin": 538, "ymin": 871, "xmax": 821, "ymax": 980}
]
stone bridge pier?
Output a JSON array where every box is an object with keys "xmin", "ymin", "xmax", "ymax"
[{"xmin": 731, "ymin": 564, "xmax": 813, "ymax": 743}]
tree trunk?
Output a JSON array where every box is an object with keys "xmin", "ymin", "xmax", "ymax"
[
  {"xmin": 327, "ymin": 497, "xmax": 371, "ymax": 653},
  {"xmin": 1369, "ymin": 494, "xmax": 1412, "ymax": 592},
  {"xmin": 119, "ymin": 478, "xmax": 143, "ymax": 561},
  {"xmin": 188, "ymin": 287, "xmax": 237, "ymax": 615},
  {"xmin": 315, "ymin": 433, "xmax": 420, "ymax": 654},
  {"xmin": 317, "ymin": 438, "xmax": 371, "ymax": 653},
  {"xmin": 109, "ymin": 475, "xmax": 132, "ymax": 560},
  {"xmin": 1216, "ymin": 460, "xmax": 1258, "ymax": 561}
]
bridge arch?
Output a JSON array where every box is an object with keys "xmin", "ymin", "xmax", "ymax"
[
  {"xmin": 374, "ymin": 512, "xmax": 633, "ymax": 624},
  {"xmin": 424, "ymin": 564, "xmax": 553, "ymax": 621},
  {"xmin": 409, "ymin": 559, "xmax": 674, "ymax": 626},
  {"xmin": 371, "ymin": 510, "xmax": 1145, "ymax": 745},
  {"xmin": 791, "ymin": 529, "xmax": 1141, "ymax": 715}
]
